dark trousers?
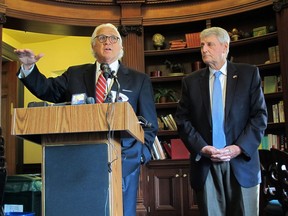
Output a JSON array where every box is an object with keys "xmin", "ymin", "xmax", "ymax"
[{"xmin": 196, "ymin": 162, "xmax": 259, "ymax": 216}]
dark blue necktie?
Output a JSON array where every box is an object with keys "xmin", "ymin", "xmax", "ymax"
[{"xmin": 212, "ymin": 71, "xmax": 226, "ymax": 149}]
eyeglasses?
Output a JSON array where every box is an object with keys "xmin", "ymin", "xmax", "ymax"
[{"xmin": 95, "ymin": 35, "xmax": 120, "ymax": 44}]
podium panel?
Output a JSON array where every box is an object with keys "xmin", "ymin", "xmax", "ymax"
[{"xmin": 44, "ymin": 144, "xmax": 110, "ymax": 216}]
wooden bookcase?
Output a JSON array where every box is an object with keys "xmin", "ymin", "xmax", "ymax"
[{"xmin": 143, "ymin": 2, "xmax": 288, "ymax": 215}]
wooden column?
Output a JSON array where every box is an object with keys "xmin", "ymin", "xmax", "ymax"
[
  {"xmin": 118, "ymin": 3, "xmax": 147, "ymax": 215},
  {"xmin": 119, "ymin": 3, "xmax": 145, "ymax": 73},
  {"xmin": 0, "ymin": 12, "xmax": 6, "ymax": 124}
]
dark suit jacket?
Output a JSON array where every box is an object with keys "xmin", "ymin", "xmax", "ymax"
[
  {"xmin": 18, "ymin": 61, "xmax": 158, "ymax": 177},
  {"xmin": 175, "ymin": 61, "xmax": 267, "ymax": 191}
]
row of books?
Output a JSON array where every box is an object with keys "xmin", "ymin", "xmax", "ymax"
[
  {"xmin": 153, "ymin": 134, "xmax": 286, "ymax": 160},
  {"xmin": 260, "ymin": 134, "xmax": 287, "ymax": 151},
  {"xmin": 263, "ymin": 75, "xmax": 282, "ymax": 94},
  {"xmin": 158, "ymin": 114, "xmax": 177, "ymax": 131},
  {"xmin": 169, "ymin": 39, "xmax": 187, "ymax": 49},
  {"xmin": 272, "ymin": 100, "xmax": 285, "ymax": 123},
  {"xmin": 168, "ymin": 32, "xmax": 201, "ymax": 50},
  {"xmin": 152, "ymin": 137, "xmax": 190, "ymax": 160},
  {"xmin": 268, "ymin": 45, "xmax": 280, "ymax": 63},
  {"xmin": 185, "ymin": 32, "xmax": 201, "ymax": 48}
]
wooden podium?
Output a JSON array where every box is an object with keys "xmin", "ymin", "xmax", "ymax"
[{"xmin": 11, "ymin": 102, "xmax": 144, "ymax": 216}]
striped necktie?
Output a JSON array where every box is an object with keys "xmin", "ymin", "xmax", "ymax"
[
  {"xmin": 212, "ymin": 71, "xmax": 226, "ymax": 149},
  {"xmin": 95, "ymin": 72, "xmax": 107, "ymax": 103}
]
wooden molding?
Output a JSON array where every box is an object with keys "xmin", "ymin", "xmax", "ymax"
[
  {"xmin": 44, "ymin": 0, "xmax": 193, "ymax": 4},
  {"xmin": 0, "ymin": 13, "xmax": 5, "ymax": 24},
  {"xmin": 44, "ymin": 0, "xmax": 116, "ymax": 5},
  {"xmin": 142, "ymin": 0, "xmax": 273, "ymax": 26},
  {"xmin": 119, "ymin": 25, "xmax": 143, "ymax": 36},
  {"xmin": 273, "ymin": 0, "xmax": 288, "ymax": 12},
  {"xmin": 4, "ymin": 0, "xmax": 274, "ymax": 35}
]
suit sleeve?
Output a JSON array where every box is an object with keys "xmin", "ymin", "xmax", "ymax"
[
  {"xmin": 175, "ymin": 76, "xmax": 210, "ymax": 155},
  {"xmin": 233, "ymin": 67, "xmax": 268, "ymax": 159},
  {"xmin": 138, "ymin": 75, "xmax": 158, "ymax": 155},
  {"xmin": 18, "ymin": 65, "xmax": 69, "ymax": 103}
]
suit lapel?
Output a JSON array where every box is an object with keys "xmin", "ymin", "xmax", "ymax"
[
  {"xmin": 225, "ymin": 62, "xmax": 238, "ymax": 120},
  {"xmin": 83, "ymin": 63, "xmax": 97, "ymax": 98},
  {"xmin": 113, "ymin": 63, "xmax": 130, "ymax": 91},
  {"xmin": 200, "ymin": 68, "xmax": 212, "ymax": 125}
]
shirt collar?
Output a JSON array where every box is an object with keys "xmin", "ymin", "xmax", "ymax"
[{"xmin": 209, "ymin": 61, "xmax": 227, "ymax": 79}]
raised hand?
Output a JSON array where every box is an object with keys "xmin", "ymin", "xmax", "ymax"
[{"xmin": 14, "ymin": 49, "xmax": 44, "ymax": 69}]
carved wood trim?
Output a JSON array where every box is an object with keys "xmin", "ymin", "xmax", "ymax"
[
  {"xmin": 118, "ymin": 25, "xmax": 143, "ymax": 37},
  {"xmin": 44, "ymin": 0, "xmax": 116, "ymax": 5},
  {"xmin": 273, "ymin": 0, "xmax": 288, "ymax": 12},
  {"xmin": 0, "ymin": 13, "xmax": 5, "ymax": 24},
  {"xmin": 44, "ymin": 0, "xmax": 195, "ymax": 5}
]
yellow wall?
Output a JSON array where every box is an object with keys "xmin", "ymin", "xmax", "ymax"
[{"xmin": 3, "ymin": 29, "xmax": 95, "ymax": 163}]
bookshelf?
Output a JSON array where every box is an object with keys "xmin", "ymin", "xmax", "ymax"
[
  {"xmin": 145, "ymin": 5, "xmax": 287, "ymax": 156},
  {"xmin": 143, "ymin": 2, "xmax": 288, "ymax": 215}
]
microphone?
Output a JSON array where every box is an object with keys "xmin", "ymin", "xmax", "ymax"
[
  {"xmin": 86, "ymin": 97, "xmax": 95, "ymax": 104},
  {"xmin": 100, "ymin": 63, "xmax": 112, "ymax": 80},
  {"xmin": 100, "ymin": 63, "xmax": 121, "ymax": 103},
  {"xmin": 111, "ymin": 71, "xmax": 121, "ymax": 102}
]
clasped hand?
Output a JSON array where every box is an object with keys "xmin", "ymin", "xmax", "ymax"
[
  {"xmin": 201, "ymin": 145, "xmax": 241, "ymax": 162},
  {"xmin": 14, "ymin": 49, "xmax": 44, "ymax": 70}
]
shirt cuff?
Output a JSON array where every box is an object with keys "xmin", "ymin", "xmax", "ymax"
[{"xmin": 18, "ymin": 64, "xmax": 35, "ymax": 79}]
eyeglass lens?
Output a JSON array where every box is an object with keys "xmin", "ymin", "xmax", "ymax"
[{"xmin": 96, "ymin": 35, "xmax": 119, "ymax": 44}]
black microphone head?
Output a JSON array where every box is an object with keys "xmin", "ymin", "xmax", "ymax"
[{"xmin": 100, "ymin": 63, "xmax": 111, "ymax": 80}]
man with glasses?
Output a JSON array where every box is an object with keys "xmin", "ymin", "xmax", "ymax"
[{"xmin": 14, "ymin": 23, "xmax": 158, "ymax": 216}]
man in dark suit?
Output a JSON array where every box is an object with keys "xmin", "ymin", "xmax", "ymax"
[
  {"xmin": 14, "ymin": 23, "xmax": 158, "ymax": 216},
  {"xmin": 175, "ymin": 27, "xmax": 267, "ymax": 216}
]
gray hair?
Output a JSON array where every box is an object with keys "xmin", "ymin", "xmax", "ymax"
[
  {"xmin": 200, "ymin": 27, "xmax": 230, "ymax": 56},
  {"xmin": 91, "ymin": 23, "xmax": 124, "ymax": 59}
]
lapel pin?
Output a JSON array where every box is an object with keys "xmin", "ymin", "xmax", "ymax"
[{"xmin": 233, "ymin": 75, "xmax": 238, "ymax": 79}]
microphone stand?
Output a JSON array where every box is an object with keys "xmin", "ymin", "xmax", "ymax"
[{"xmin": 111, "ymin": 71, "xmax": 121, "ymax": 102}]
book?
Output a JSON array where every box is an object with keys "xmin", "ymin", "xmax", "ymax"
[
  {"xmin": 151, "ymin": 142, "xmax": 161, "ymax": 160},
  {"xmin": 185, "ymin": 32, "xmax": 201, "ymax": 48},
  {"xmin": 268, "ymin": 46, "xmax": 277, "ymax": 63},
  {"xmin": 278, "ymin": 100, "xmax": 285, "ymax": 123},
  {"xmin": 272, "ymin": 103, "xmax": 279, "ymax": 123},
  {"xmin": 164, "ymin": 116, "xmax": 176, "ymax": 130},
  {"xmin": 170, "ymin": 138, "xmax": 190, "ymax": 159},
  {"xmin": 275, "ymin": 45, "xmax": 280, "ymax": 62},
  {"xmin": 154, "ymin": 136, "xmax": 166, "ymax": 159},
  {"xmin": 260, "ymin": 135, "xmax": 269, "ymax": 150},
  {"xmin": 268, "ymin": 45, "xmax": 280, "ymax": 63},
  {"xmin": 277, "ymin": 76, "xmax": 282, "ymax": 92},
  {"xmin": 157, "ymin": 117, "xmax": 165, "ymax": 130},
  {"xmin": 160, "ymin": 115, "xmax": 169, "ymax": 130},
  {"xmin": 263, "ymin": 76, "xmax": 277, "ymax": 94},
  {"xmin": 162, "ymin": 141, "xmax": 172, "ymax": 158},
  {"xmin": 167, "ymin": 114, "xmax": 177, "ymax": 130}
]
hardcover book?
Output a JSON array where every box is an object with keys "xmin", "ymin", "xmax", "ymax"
[
  {"xmin": 171, "ymin": 138, "xmax": 190, "ymax": 159},
  {"xmin": 263, "ymin": 76, "xmax": 277, "ymax": 94}
]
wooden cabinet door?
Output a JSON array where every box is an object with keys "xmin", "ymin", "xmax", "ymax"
[
  {"xmin": 147, "ymin": 167, "xmax": 182, "ymax": 215},
  {"xmin": 146, "ymin": 164, "xmax": 199, "ymax": 216},
  {"xmin": 181, "ymin": 168, "xmax": 200, "ymax": 216}
]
